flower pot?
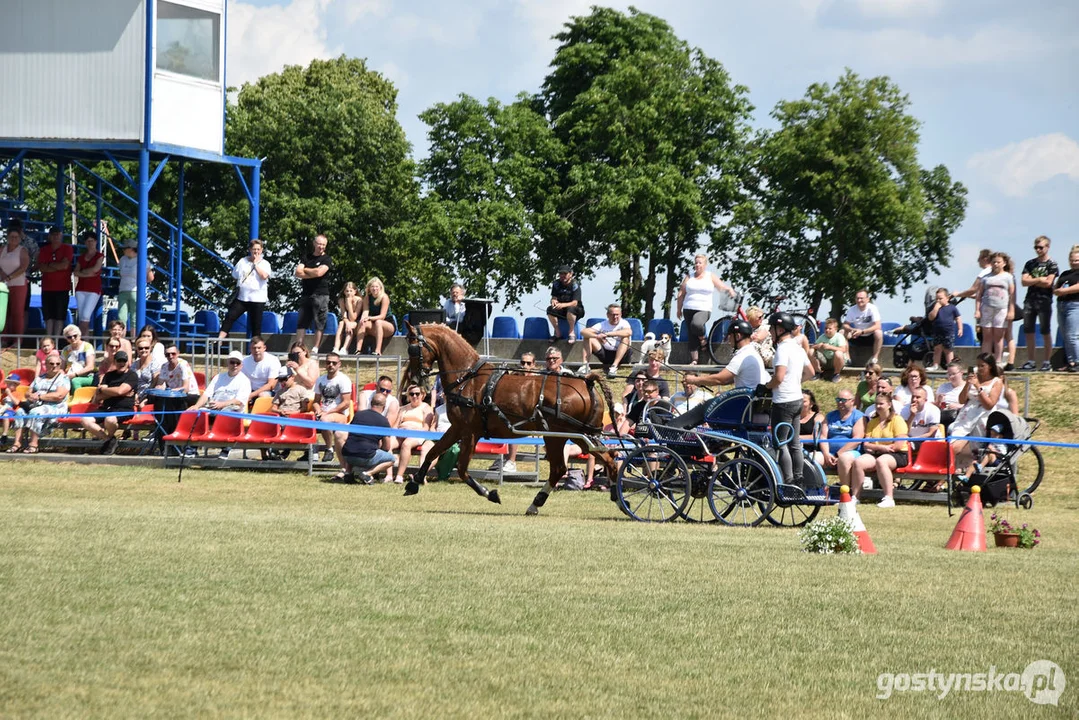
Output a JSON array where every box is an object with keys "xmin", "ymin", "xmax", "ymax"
[{"xmin": 994, "ymin": 532, "xmax": 1020, "ymax": 548}]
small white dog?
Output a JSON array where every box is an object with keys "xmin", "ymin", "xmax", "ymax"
[{"xmin": 639, "ymin": 332, "xmax": 672, "ymax": 363}]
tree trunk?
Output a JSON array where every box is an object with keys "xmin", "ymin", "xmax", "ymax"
[
  {"xmin": 642, "ymin": 249, "xmax": 658, "ymax": 325},
  {"xmin": 662, "ymin": 234, "xmax": 679, "ymax": 320}
]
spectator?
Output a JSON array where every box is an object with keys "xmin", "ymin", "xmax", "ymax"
[
  {"xmin": 72, "ymin": 229, "xmax": 105, "ymax": 336},
  {"xmin": 270, "ymin": 367, "xmax": 308, "ymax": 416},
  {"xmin": 312, "ymin": 351, "xmax": 352, "ymax": 463},
  {"xmin": 670, "ymin": 377, "xmax": 714, "ymax": 415},
  {"xmin": 38, "ymin": 226, "xmax": 74, "ymax": 343},
  {"xmin": 546, "ymin": 265, "xmax": 584, "ymax": 344},
  {"xmin": 745, "ymin": 306, "xmax": 774, "ymax": 366},
  {"xmin": 810, "ymin": 318, "xmax": 847, "ymax": 382},
  {"xmin": 0, "ymin": 222, "xmax": 30, "ymax": 349},
  {"xmin": 1, "ymin": 373, "xmax": 21, "ymax": 443},
  {"xmin": 443, "ymin": 283, "xmax": 466, "ymax": 330},
  {"xmin": 292, "ymin": 234, "xmax": 333, "ymax": 352},
  {"xmin": 333, "ymin": 282, "xmax": 362, "ymax": 354},
  {"xmin": 116, "ymin": 239, "xmax": 154, "ymax": 339},
  {"xmin": 902, "ymin": 386, "xmax": 942, "ymax": 445},
  {"xmin": 818, "ymin": 390, "xmax": 865, "ymax": 470},
  {"xmin": 543, "ymin": 346, "xmax": 573, "ymax": 375},
  {"xmin": 9, "ymin": 354, "xmax": 70, "ymax": 454},
  {"xmin": 676, "ymin": 253, "xmax": 736, "ymax": 364},
  {"xmin": 61, "ymin": 324, "xmax": 96, "ymax": 391},
  {"xmin": 357, "ymin": 375, "xmax": 402, "ymax": 430},
  {"xmin": 855, "ymin": 362, "xmax": 882, "ymax": 411},
  {"xmin": 948, "ymin": 353, "xmax": 1004, "ymax": 472},
  {"xmin": 241, "ymin": 336, "xmax": 281, "ymax": 403},
  {"xmin": 192, "ymin": 351, "xmax": 252, "ymax": 414},
  {"xmin": 358, "ymin": 277, "xmax": 395, "ymax": 356},
  {"xmin": 955, "ymin": 249, "xmax": 994, "ymax": 300},
  {"xmin": 842, "ymin": 289, "xmax": 883, "ymax": 365},
  {"xmin": 631, "ymin": 350, "xmax": 671, "ymax": 399},
  {"xmin": 799, "ymin": 389, "xmax": 824, "ymax": 460},
  {"xmin": 893, "ymin": 363, "xmax": 934, "ymax": 416},
  {"xmin": 285, "ymin": 341, "xmax": 319, "ymax": 399},
  {"xmin": 218, "ymin": 238, "xmax": 271, "ymax": 340},
  {"xmin": 95, "ymin": 337, "xmax": 124, "ymax": 381},
  {"xmin": 934, "ymin": 361, "xmax": 966, "ymax": 427},
  {"xmin": 622, "ymin": 369, "xmax": 647, "ymax": 406},
  {"xmin": 1054, "ymin": 245, "xmax": 1079, "ymax": 372},
  {"xmin": 841, "ymin": 393, "xmax": 908, "ymax": 507},
  {"xmin": 105, "ymin": 320, "xmax": 134, "ymax": 355},
  {"xmin": 135, "ymin": 325, "xmax": 167, "ymax": 368},
  {"xmin": 926, "ymin": 288, "xmax": 962, "ymax": 371},
  {"xmin": 34, "ymin": 337, "xmax": 56, "ymax": 377},
  {"xmin": 626, "ymin": 379, "xmax": 675, "ymax": 426},
  {"xmin": 579, "ymin": 303, "xmax": 632, "ymax": 377},
  {"xmin": 392, "ymin": 384, "xmax": 436, "ymax": 484},
  {"xmin": 864, "ymin": 377, "xmax": 899, "ymax": 417},
  {"xmin": 155, "ymin": 344, "xmax": 200, "ymax": 402},
  {"xmin": 130, "ymin": 338, "xmax": 162, "ymax": 407},
  {"xmin": 80, "ymin": 350, "xmax": 137, "ymax": 455},
  {"xmin": 975, "ymin": 251, "xmax": 1015, "ymax": 364},
  {"xmin": 1003, "ymin": 253, "xmax": 1022, "ymax": 370},
  {"xmin": 493, "ymin": 353, "xmax": 537, "ymax": 473},
  {"xmin": 332, "ymin": 391, "xmax": 396, "ymax": 485},
  {"xmin": 580, "ymin": 402, "xmax": 631, "ymax": 491},
  {"xmin": 765, "ymin": 312, "xmax": 813, "ymax": 489},
  {"xmin": 1020, "ymin": 236, "xmax": 1058, "ymax": 371}
]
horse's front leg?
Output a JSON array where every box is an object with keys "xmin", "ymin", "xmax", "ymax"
[
  {"xmin": 454, "ymin": 434, "xmax": 502, "ymax": 505},
  {"xmin": 404, "ymin": 425, "xmax": 463, "ymax": 497},
  {"xmin": 527, "ymin": 437, "xmax": 568, "ymax": 516}
]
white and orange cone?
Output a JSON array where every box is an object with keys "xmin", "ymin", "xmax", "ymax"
[
  {"xmin": 838, "ymin": 485, "xmax": 877, "ymax": 554},
  {"xmin": 945, "ymin": 485, "xmax": 987, "ymax": 552}
]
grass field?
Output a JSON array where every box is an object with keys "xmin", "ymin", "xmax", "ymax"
[{"xmin": 2, "ymin": 450, "xmax": 1077, "ymax": 718}]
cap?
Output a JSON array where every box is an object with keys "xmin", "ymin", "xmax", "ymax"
[
  {"xmin": 277, "ymin": 367, "xmax": 295, "ymax": 380},
  {"xmin": 989, "ymin": 423, "xmax": 1005, "ymax": 434},
  {"xmin": 4, "ymin": 374, "xmax": 20, "ymax": 383},
  {"xmin": 227, "ymin": 350, "xmax": 244, "ymax": 362},
  {"xmin": 122, "ymin": 238, "xmax": 139, "ymax": 250},
  {"xmin": 556, "ymin": 264, "xmax": 573, "ymax": 274},
  {"xmin": 113, "ymin": 350, "xmax": 129, "ymax": 364}
]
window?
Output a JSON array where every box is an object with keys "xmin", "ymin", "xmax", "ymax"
[{"xmin": 156, "ymin": 1, "xmax": 220, "ymax": 82}]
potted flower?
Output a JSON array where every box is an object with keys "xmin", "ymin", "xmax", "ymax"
[
  {"xmin": 799, "ymin": 516, "xmax": 862, "ymax": 554},
  {"xmin": 988, "ymin": 513, "xmax": 1041, "ymax": 549}
]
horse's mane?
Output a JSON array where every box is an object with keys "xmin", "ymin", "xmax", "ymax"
[{"xmin": 416, "ymin": 323, "xmax": 480, "ymax": 365}]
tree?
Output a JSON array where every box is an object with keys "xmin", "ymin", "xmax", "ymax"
[{"xmin": 717, "ymin": 70, "xmax": 968, "ymax": 320}]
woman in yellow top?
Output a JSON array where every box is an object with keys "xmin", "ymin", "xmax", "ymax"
[{"xmin": 839, "ymin": 393, "xmax": 908, "ymax": 508}]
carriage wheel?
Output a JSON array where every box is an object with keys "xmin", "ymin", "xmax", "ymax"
[
  {"xmin": 680, "ymin": 462, "xmax": 721, "ymax": 523},
  {"xmin": 708, "ymin": 457, "xmax": 775, "ymax": 526},
  {"xmin": 1014, "ymin": 446, "xmax": 1044, "ymax": 497},
  {"xmin": 616, "ymin": 446, "xmax": 691, "ymax": 522},
  {"xmin": 707, "ymin": 316, "xmax": 734, "ymax": 365},
  {"xmin": 766, "ymin": 503, "xmax": 821, "ymax": 527},
  {"xmin": 792, "ymin": 313, "xmax": 818, "ymax": 344}
]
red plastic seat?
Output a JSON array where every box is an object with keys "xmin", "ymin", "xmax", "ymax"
[
  {"xmin": 902, "ymin": 440, "xmax": 955, "ymax": 475},
  {"xmin": 194, "ymin": 413, "xmax": 245, "ymax": 443},
  {"xmin": 12, "ymin": 368, "xmax": 35, "ymax": 386},
  {"xmin": 58, "ymin": 403, "xmax": 98, "ymax": 426},
  {"xmin": 125, "ymin": 404, "xmax": 156, "ymax": 427},
  {"xmin": 193, "ymin": 371, "xmax": 207, "ymax": 391},
  {"xmin": 239, "ymin": 414, "xmax": 282, "ymax": 443},
  {"xmin": 275, "ymin": 413, "xmax": 317, "ymax": 444},
  {"xmin": 474, "ymin": 441, "xmax": 509, "ymax": 455},
  {"xmin": 162, "ymin": 411, "xmax": 209, "ymax": 442}
]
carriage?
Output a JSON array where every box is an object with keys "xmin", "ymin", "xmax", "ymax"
[{"xmin": 612, "ymin": 388, "xmax": 838, "ymax": 526}]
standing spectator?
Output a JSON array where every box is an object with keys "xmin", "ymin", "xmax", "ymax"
[
  {"xmin": 810, "ymin": 318, "xmax": 848, "ymax": 381},
  {"xmin": 1020, "ymin": 236, "xmax": 1058, "ymax": 371},
  {"xmin": 764, "ymin": 312, "xmax": 813, "ymax": 489},
  {"xmin": 579, "ymin": 303, "xmax": 632, "ymax": 377},
  {"xmin": 9, "ymin": 355, "xmax": 70, "ymax": 454},
  {"xmin": 358, "ymin": 277, "xmax": 395, "ymax": 356},
  {"xmin": 953, "ymin": 248, "xmax": 994, "ymax": 348},
  {"xmin": 105, "ymin": 320, "xmax": 134, "ymax": 355},
  {"xmin": 61, "ymin": 324, "xmax": 95, "ymax": 391},
  {"xmin": 333, "ymin": 282, "xmax": 362, "ymax": 354},
  {"xmin": 1054, "ymin": 245, "xmax": 1079, "ymax": 372},
  {"xmin": 292, "ymin": 234, "xmax": 333, "ymax": 352},
  {"xmin": 116, "ymin": 239, "xmax": 154, "ymax": 339},
  {"xmin": 218, "ymin": 238, "xmax": 271, "ymax": 340},
  {"xmin": 0, "ymin": 222, "xmax": 30, "ymax": 349},
  {"xmin": 332, "ymin": 391, "xmax": 396, "ymax": 485},
  {"xmin": 926, "ymin": 288, "xmax": 962, "ymax": 371},
  {"xmin": 392, "ymin": 384, "xmax": 436, "ymax": 484},
  {"xmin": 1002, "ymin": 253, "xmax": 1021, "ymax": 370},
  {"xmin": 975, "ymin": 251, "xmax": 1015, "ymax": 365},
  {"xmin": 546, "ymin": 265, "xmax": 584, "ymax": 344},
  {"xmin": 241, "ymin": 336, "xmax": 281, "ymax": 403},
  {"xmin": 818, "ymin": 391, "xmax": 865, "ymax": 471},
  {"xmin": 676, "ymin": 253, "xmax": 736, "ymax": 364},
  {"xmin": 72, "ymin": 229, "xmax": 105, "ymax": 336},
  {"xmin": 38, "ymin": 227, "xmax": 74, "ymax": 344},
  {"xmin": 842, "ymin": 289, "xmax": 883, "ymax": 365},
  {"xmin": 312, "ymin": 351, "xmax": 352, "ymax": 462},
  {"xmin": 443, "ymin": 283, "xmax": 466, "ymax": 330},
  {"xmin": 79, "ymin": 350, "xmax": 137, "ymax": 455}
]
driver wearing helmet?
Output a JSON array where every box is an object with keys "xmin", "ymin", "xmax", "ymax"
[
  {"xmin": 764, "ymin": 311, "xmax": 814, "ymax": 488},
  {"xmin": 673, "ymin": 320, "xmax": 772, "ymax": 428}
]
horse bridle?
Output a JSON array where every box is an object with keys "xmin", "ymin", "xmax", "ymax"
[{"xmin": 407, "ymin": 325, "xmax": 437, "ymax": 382}]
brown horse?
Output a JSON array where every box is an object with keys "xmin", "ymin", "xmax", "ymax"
[{"xmin": 401, "ymin": 323, "xmax": 620, "ymax": 515}]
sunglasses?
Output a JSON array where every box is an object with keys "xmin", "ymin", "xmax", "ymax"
[
  {"xmin": 46, "ymin": 361, "xmax": 61, "ymax": 366},
  {"xmin": 546, "ymin": 357, "xmax": 561, "ymax": 362},
  {"xmin": 108, "ymin": 345, "xmax": 121, "ymax": 350},
  {"xmin": 66, "ymin": 334, "xmax": 79, "ymax": 339},
  {"xmin": 165, "ymin": 351, "xmax": 178, "ymax": 356},
  {"xmin": 521, "ymin": 362, "xmax": 535, "ymax": 367},
  {"xmin": 378, "ymin": 387, "xmax": 392, "ymax": 394},
  {"xmin": 409, "ymin": 392, "xmax": 423, "ymax": 397},
  {"xmin": 835, "ymin": 397, "xmax": 852, "ymax": 403},
  {"xmin": 228, "ymin": 360, "xmax": 241, "ymax": 365},
  {"xmin": 326, "ymin": 361, "xmax": 340, "ymax": 366},
  {"xmin": 1035, "ymin": 245, "xmax": 1048, "ymax": 250}
]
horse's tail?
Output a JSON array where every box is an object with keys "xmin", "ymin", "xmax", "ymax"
[{"xmin": 586, "ymin": 372, "xmax": 620, "ymax": 440}]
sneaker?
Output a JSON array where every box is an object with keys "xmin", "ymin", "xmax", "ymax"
[
  {"xmin": 1004, "ymin": 363, "xmax": 1015, "ymax": 372},
  {"xmin": 1020, "ymin": 360, "xmax": 1036, "ymax": 371},
  {"xmin": 861, "ymin": 478, "xmax": 873, "ymax": 490},
  {"xmin": 184, "ymin": 447, "xmax": 198, "ymax": 458},
  {"xmin": 487, "ymin": 458, "xmax": 503, "ymax": 471},
  {"xmin": 607, "ymin": 365, "xmax": 619, "ymax": 378},
  {"xmin": 297, "ymin": 450, "xmax": 310, "ymax": 462},
  {"xmin": 876, "ymin": 496, "xmax": 896, "ymax": 508},
  {"xmin": 1069, "ymin": 364, "xmax": 1079, "ymax": 373},
  {"xmin": 321, "ymin": 449, "xmax": 335, "ymax": 463},
  {"xmin": 831, "ymin": 374, "xmax": 842, "ymax": 383},
  {"xmin": 1040, "ymin": 361, "xmax": 1052, "ymax": 372},
  {"xmin": 577, "ymin": 363, "xmax": 591, "ymax": 376},
  {"xmin": 567, "ymin": 336, "xmax": 576, "ymax": 345},
  {"xmin": 217, "ymin": 449, "xmax": 230, "ymax": 460},
  {"xmin": 924, "ymin": 364, "xmax": 940, "ymax": 372},
  {"xmin": 357, "ymin": 471, "xmax": 374, "ymax": 485},
  {"xmin": 503, "ymin": 460, "xmax": 517, "ymax": 473},
  {"xmin": 101, "ymin": 437, "xmax": 118, "ymax": 455}
]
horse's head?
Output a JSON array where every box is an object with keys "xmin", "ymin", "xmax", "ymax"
[{"xmin": 405, "ymin": 321, "xmax": 437, "ymax": 387}]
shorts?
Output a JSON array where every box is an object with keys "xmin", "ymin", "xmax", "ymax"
[
  {"xmin": 298, "ymin": 294, "xmax": 330, "ymax": 332},
  {"xmin": 1022, "ymin": 302, "xmax": 1052, "ymax": 335},
  {"xmin": 931, "ymin": 333, "xmax": 954, "ymax": 349},
  {"xmin": 344, "ymin": 448, "xmax": 395, "ymax": 470},
  {"xmin": 546, "ymin": 303, "xmax": 584, "ymax": 320},
  {"xmin": 593, "ymin": 346, "xmax": 620, "ymax": 365},
  {"xmin": 41, "ymin": 290, "xmax": 69, "ymax": 322},
  {"xmin": 848, "ymin": 333, "xmax": 876, "ymax": 347},
  {"xmin": 885, "ymin": 451, "xmax": 909, "ymax": 469},
  {"xmin": 980, "ymin": 305, "xmax": 1008, "ymax": 329}
]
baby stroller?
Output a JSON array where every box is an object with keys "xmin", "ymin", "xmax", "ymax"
[
  {"xmin": 889, "ymin": 287, "xmax": 964, "ymax": 369},
  {"xmin": 953, "ymin": 409, "xmax": 1041, "ymax": 511}
]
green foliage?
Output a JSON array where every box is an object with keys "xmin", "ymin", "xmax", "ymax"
[
  {"xmin": 799, "ymin": 515, "xmax": 862, "ymax": 554},
  {"xmin": 718, "ymin": 70, "xmax": 968, "ymax": 320}
]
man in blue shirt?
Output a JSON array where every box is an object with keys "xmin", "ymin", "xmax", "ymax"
[
  {"xmin": 333, "ymin": 392, "xmax": 396, "ymax": 484},
  {"xmin": 818, "ymin": 389, "xmax": 865, "ymax": 470}
]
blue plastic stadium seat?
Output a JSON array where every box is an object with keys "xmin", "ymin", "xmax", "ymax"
[
  {"xmin": 626, "ymin": 318, "xmax": 644, "ymax": 341},
  {"xmin": 584, "ymin": 318, "xmax": 604, "ymax": 331},
  {"xmin": 522, "ymin": 317, "xmax": 550, "ymax": 339},
  {"xmin": 261, "ymin": 312, "xmax": 281, "ymax": 336},
  {"xmin": 322, "ymin": 312, "xmax": 338, "ymax": 336},
  {"xmin": 492, "ymin": 316, "xmax": 520, "ymax": 339},
  {"xmin": 556, "ymin": 318, "xmax": 581, "ymax": 339},
  {"xmin": 881, "ymin": 321, "xmax": 902, "ymax": 347},
  {"xmin": 678, "ymin": 321, "xmax": 691, "ymax": 342},
  {"xmin": 231, "ymin": 314, "xmax": 248, "ymax": 336},
  {"xmin": 26, "ymin": 307, "xmax": 44, "ymax": 331},
  {"xmin": 955, "ymin": 323, "xmax": 978, "ymax": 347},
  {"xmin": 195, "ymin": 309, "xmax": 220, "ymax": 335},
  {"xmin": 281, "ymin": 311, "xmax": 299, "ymax": 335},
  {"xmin": 647, "ymin": 318, "xmax": 676, "ymax": 339}
]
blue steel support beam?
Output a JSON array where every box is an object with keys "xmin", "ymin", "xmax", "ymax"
[
  {"xmin": 136, "ymin": 148, "xmax": 150, "ymax": 334},
  {"xmin": 0, "ymin": 150, "xmax": 26, "ymax": 185},
  {"xmin": 249, "ymin": 164, "xmax": 260, "ymax": 238},
  {"xmin": 54, "ymin": 162, "xmax": 66, "ymax": 230},
  {"xmin": 176, "ymin": 161, "xmax": 186, "ymax": 339}
]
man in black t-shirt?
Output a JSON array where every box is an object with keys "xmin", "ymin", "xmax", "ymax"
[
  {"xmin": 332, "ymin": 392, "xmax": 396, "ymax": 483},
  {"xmin": 546, "ymin": 265, "xmax": 584, "ymax": 343},
  {"xmin": 293, "ymin": 234, "xmax": 333, "ymax": 352},
  {"xmin": 1020, "ymin": 235, "xmax": 1059, "ymax": 371},
  {"xmin": 79, "ymin": 350, "xmax": 138, "ymax": 454}
]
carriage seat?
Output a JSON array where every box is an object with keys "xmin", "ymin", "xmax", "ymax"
[{"xmin": 704, "ymin": 388, "xmax": 770, "ymax": 431}]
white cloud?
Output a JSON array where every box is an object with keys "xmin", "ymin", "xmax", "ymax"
[
  {"xmin": 831, "ymin": 23, "xmax": 1044, "ymax": 68},
  {"xmin": 967, "ymin": 133, "xmax": 1079, "ymax": 197},
  {"xmin": 341, "ymin": 0, "xmax": 392, "ymax": 25},
  {"xmin": 848, "ymin": 0, "xmax": 944, "ymax": 19},
  {"xmin": 226, "ymin": 0, "xmax": 336, "ymax": 87}
]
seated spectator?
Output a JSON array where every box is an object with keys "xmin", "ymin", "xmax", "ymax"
[
  {"xmin": 105, "ymin": 320, "xmax": 134, "ymax": 356},
  {"xmin": 926, "ymin": 288, "xmax": 962, "ymax": 370},
  {"xmin": 893, "ymin": 363, "xmax": 934, "ymax": 416},
  {"xmin": 543, "ymin": 346, "xmax": 573, "ymax": 375},
  {"xmin": 358, "ymin": 375, "xmax": 402, "ymax": 432},
  {"xmin": 312, "ymin": 352, "xmax": 352, "ymax": 463},
  {"xmin": 934, "ymin": 361, "xmax": 966, "ymax": 427},
  {"xmin": 839, "ymin": 393, "xmax": 908, "ymax": 507},
  {"xmin": 799, "ymin": 390, "xmax": 824, "ymax": 461},
  {"xmin": 333, "ymin": 282, "xmax": 361, "ymax": 355},
  {"xmin": 998, "ymin": 375, "xmax": 1020, "ymax": 415},
  {"xmin": 284, "ymin": 341, "xmax": 319, "ymax": 398},
  {"xmin": 622, "ymin": 369, "xmax": 647, "ymax": 405},
  {"xmin": 493, "ymin": 354, "xmax": 537, "ymax": 473},
  {"xmin": 546, "ymin": 265, "xmax": 584, "ymax": 343},
  {"xmin": 443, "ymin": 283, "xmax": 466, "ymax": 330},
  {"xmin": 155, "ymin": 344, "xmax": 201, "ymax": 405},
  {"xmin": 79, "ymin": 350, "xmax": 137, "ymax": 455},
  {"xmin": 241, "ymin": 336, "xmax": 281, "ymax": 404},
  {"xmin": 855, "ymin": 362, "xmax": 882, "ymax": 411},
  {"xmin": 34, "ymin": 337, "xmax": 56, "ymax": 377},
  {"xmin": 191, "ymin": 351, "xmax": 252, "ymax": 459},
  {"xmin": 270, "ymin": 367, "xmax": 308, "ymax": 416},
  {"xmin": 810, "ymin": 318, "xmax": 848, "ymax": 381},
  {"xmin": 818, "ymin": 390, "xmax": 865, "ymax": 470},
  {"xmin": 332, "ymin": 391, "xmax": 396, "ymax": 484},
  {"xmin": 627, "ymin": 380, "xmax": 676, "ymax": 426},
  {"xmin": 392, "ymin": 384, "xmax": 435, "ymax": 484},
  {"xmin": 61, "ymin": 324, "xmax": 96, "ymax": 391},
  {"xmin": 358, "ymin": 277, "xmax": 396, "ymax": 356},
  {"xmin": 579, "ymin": 303, "xmax": 632, "ymax": 377},
  {"xmin": 842, "ymin": 289, "xmax": 883, "ymax": 365},
  {"xmin": 1, "ymin": 373, "xmax": 21, "ymax": 442},
  {"xmin": 746, "ymin": 306, "xmax": 774, "ymax": 366},
  {"xmin": 946, "ymin": 354, "xmax": 1003, "ymax": 473},
  {"xmin": 628, "ymin": 350, "xmax": 670, "ymax": 399},
  {"xmin": 864, "ymin": 378, "xmax": 899, "ymax": 417},
  {"xmin": 670, "ymin": 378, "xmax": 714, "ymax": 415},
  {"xmin": 130, "ymin": 338, "xmax": 162, "ymax": 408},
  {"xmin": 94, "ymin": 337, "xmax": 124, "ymax": 382},
  {"xmin": 9, "ymin": 355, "xmax": 70, "ymax": 454},
  {"xmin": 136, "ymin": 325, "xmax": 167, "ymax": 368},
  {"xmin": 902, "ymin": 386, "xmax": 942, "ymax": 442}
]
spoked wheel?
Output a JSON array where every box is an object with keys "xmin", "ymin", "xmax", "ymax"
[
  {"xmin": 680, "ymin": 464, "xmax": 720, "ymax": 523},
  {"xmin": 792, "ymin": 313, "xmax": 818, "ymax": 344},
  {"xmin": 707, "ymin": 315, "xmax": 735, "ymax": 365},
  {"xmin": 1014, "ymin": 446, "xmax": 1044, "ymax": 497},
  {"xmin": 616, "ymin": 446, "xmax": 691, "ymax": 522},
  {"xmin": 766, "ymin": 502, "xmax": 821, "ymax": 527},
  {"xmin": 708, "ymin": 457, "xmax": 775, "ymax": 526}
]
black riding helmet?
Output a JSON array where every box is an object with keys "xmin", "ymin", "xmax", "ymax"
[
  {"xmin": 727, "ymin": 319, "xmax": 754, "ymax": 341},
  {"xmin": 770, "ymin": 311, "xmax": 797, "ymax": 334}
]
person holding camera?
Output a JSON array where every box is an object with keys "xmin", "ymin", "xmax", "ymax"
[
  {"xmin": 8, "ymin": 353, "xmax": 70, "ymax": 454},
  {"xmin": 284, "ymin": 341, "xmax": 319, "ymax": 401}
]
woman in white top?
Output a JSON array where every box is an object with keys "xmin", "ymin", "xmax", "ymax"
[
  {"xmin": 975, "ymin": 252, "xmax": 1014, "ymax": 365},
  {"xmin": 676, "ymin": 254, "xmax": 736, "ymax": 364},
  {"xmin": 218, "ymin": 238, "xmax": 272, "ymax": 339},
  {"xmin": 0, "ymin": 226, "xmax": 30, "ymax": 348},
  {"xmin": 949, "ymin": 353, "xmax": 1004, "ymax": 472},
  {"xmin": 285, "ymin": 340, "xmax": 319, "ymax": 399}
]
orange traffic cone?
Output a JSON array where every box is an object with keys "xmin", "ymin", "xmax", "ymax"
[
  {"xmin": 945, "ymin": 485, "xmax": 987, "ymax": 552},
  {"xmin": 838, "ymin": 485, "xmax": 877, "ymax": 554}
]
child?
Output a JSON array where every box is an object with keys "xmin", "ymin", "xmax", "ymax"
[
  {"xmin": 926, "ymin": 287, "xmax": 962, "ymax": 371},
  {"xmin": 977, "ymin": 423, "xmax": 1008, "ymax": 470},
  {"xmin": 271, "ymin": 367, "xmax": 307, "ymax": 416},
  {"xmin": 1, "ymin": 374, "xmax": 22, "ymax": 443},
  {"xmin": 811, "ymin": 318, "xmax": 849, "ymax": 382},
  {"xmin": 34, "ymin": 337, "xmax": 56, "ymax": 376}
]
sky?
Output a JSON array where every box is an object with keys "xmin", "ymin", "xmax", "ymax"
[{"xmin": 225, "ymin": 0, "xmax": 1079, "ymax": 328}]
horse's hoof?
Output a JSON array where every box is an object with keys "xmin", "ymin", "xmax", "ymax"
[
  {"xmin": 487, "ymin": 489, "xmax": 502, "ymax": 504},
  {"xmin": 525, "ymin": 505, "xmax": 538, "ymax": 516},
  {"xmin": 403, "ymin": 481, "xmax": 420, "ymax": 496}
]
